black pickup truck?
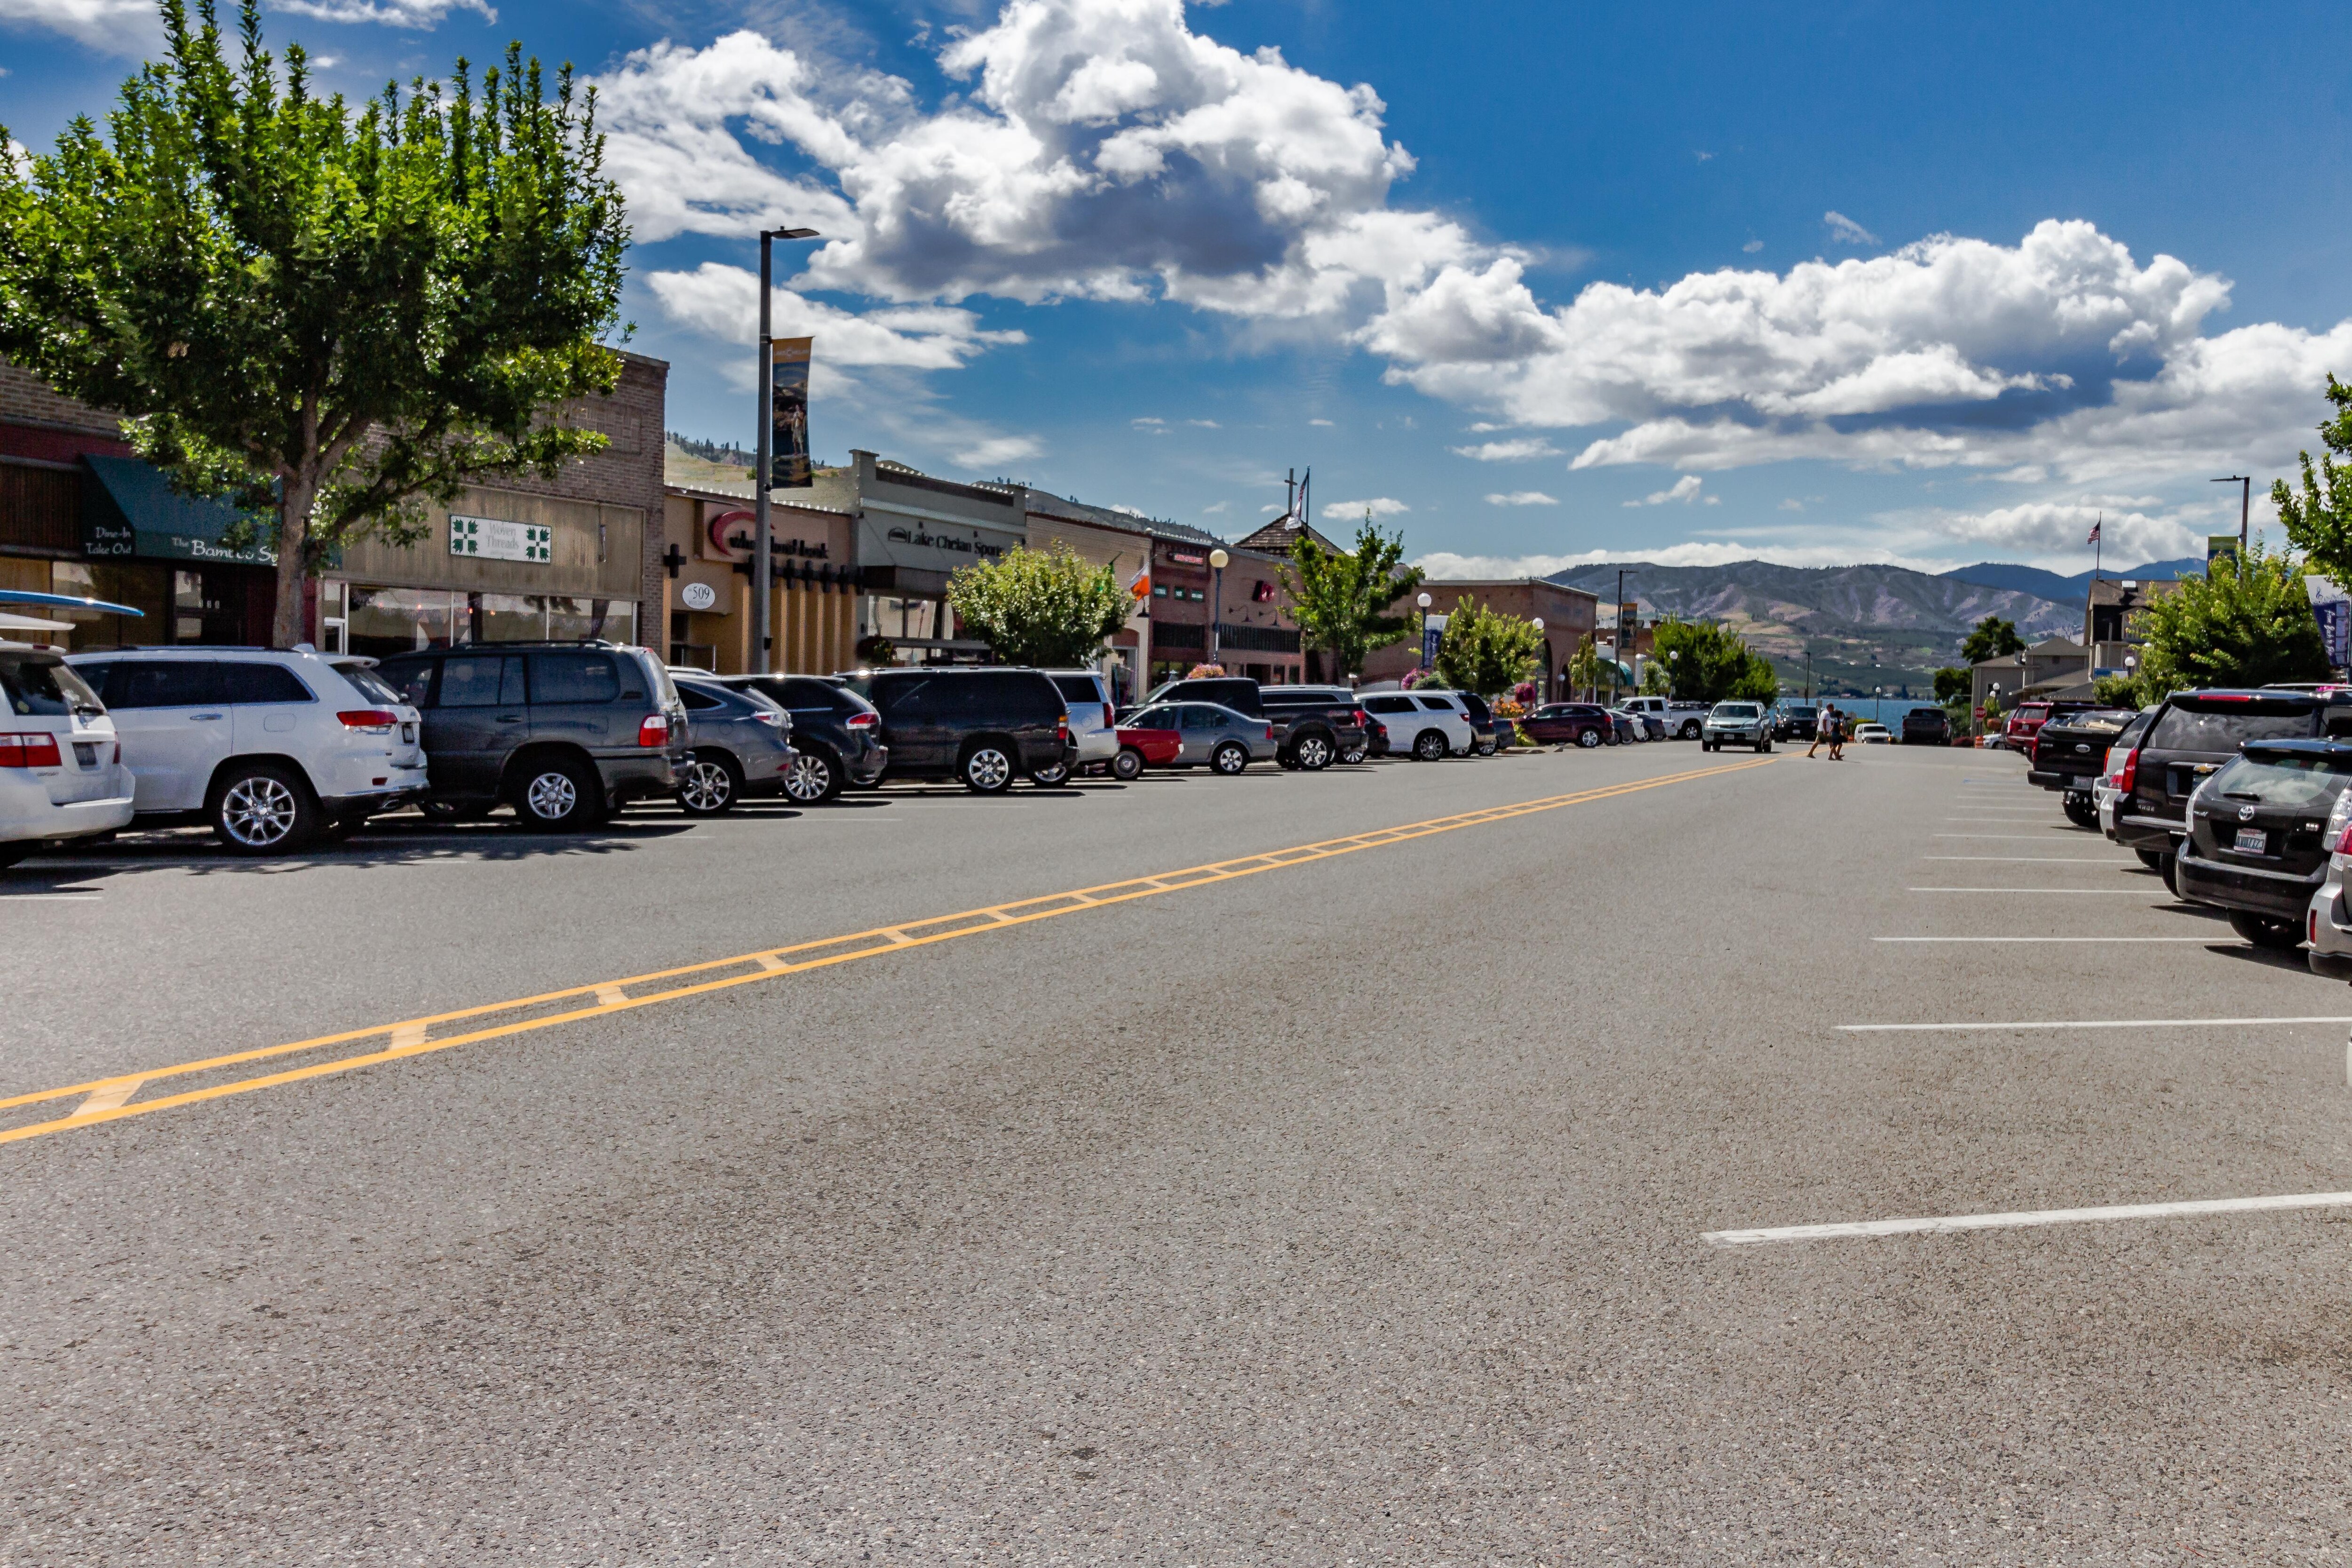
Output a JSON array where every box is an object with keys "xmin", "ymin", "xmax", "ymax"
[
  {"xmin": 1136, "ymin": 676, "xmax": 1369, "ymax": 770},
  {"xmin": 2112, "ymin": 689, "xmax": 2352, "ymax": 888},
  {"xmin": 2028, "ymin": 706, "xmax": 2139, "ymax": 827}
]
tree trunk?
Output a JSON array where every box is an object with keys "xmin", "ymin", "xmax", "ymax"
[{"xmin": 270, "ymin": 470, "xmax": 316, "ymax": 650}]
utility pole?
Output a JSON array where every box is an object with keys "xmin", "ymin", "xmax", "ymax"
[
  {"xmin": 2212, "ymin": 475, "xmax": 2251, "ymax": 560},
  {"xmin": 752, "ymin": 226, "xmax": 820, "ymax": 673}
]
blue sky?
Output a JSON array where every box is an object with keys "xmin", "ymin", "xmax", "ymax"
[{"xmin": 8, "ymin": 0, "xmax": 2352, "ymax": 576}]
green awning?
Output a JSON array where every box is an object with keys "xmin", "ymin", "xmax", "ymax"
[{"xmin": 80, "ymin": 456, "xmax": 274, "ymax": 566}]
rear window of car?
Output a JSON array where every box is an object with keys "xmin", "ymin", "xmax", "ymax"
[
  {"xmin": 0, "ymin": 654, "xmax": 100, "ymax": 717},
  {"xmin": 375, "ymin": 659, "xmax": 437, "ymax": 708},
  {"xmin": 1365, "ymin": 695, "xmax": 1416, "ymax": 714},
  {"xmin": 2148, "ymin": 702, "xmax": 2320, "ymax": 752},
  {"xmin": 677, "ymin": 684, "xmax": 726, "ymax": 711},
  {"xmin": 2209, "ymin": 753, "xmax": 2352, "ymax": 811},
  {"xmin": 222, "ymin": 662, "xmax": 314, "ymax": 704},
  {"xmin": 1417, "ymin": 696, "xmax": 1455, "ymax": 711},
  {"xmin": 1050, "ymin": 674, "xmax": 1105, "ymax": 704},
  {"xmin": 528, "ymin": 651, "xmax": 620, "ymax": 705},
  {"xmin": 333, "ymin": 662, "xmax": 403, "ymax": 705}
]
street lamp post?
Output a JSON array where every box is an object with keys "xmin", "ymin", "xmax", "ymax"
[
  {"xmin": 1416, "ymin": 591, "xmax": 1433, "ymax": 678},
  {"xmin": 752, "ymin": 226, "xmax": 821, "ymax": 674},
  {"xmin": 2212, "ymin": 475, "xmax": 2252, "ymax": 559},
  {"xmin": 1208, "ymin": 547, "xmax": 1230, "ymax": 665},
  {"xmin": 1530, "ymin": 617, "xmax": 1544, "ymax": 700}
]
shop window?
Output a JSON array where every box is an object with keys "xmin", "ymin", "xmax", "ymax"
[
  {"xmin": 347, "ymin": 586, "xmax": 460, "ymax": 657},
  {"xmin": 469, "ymin": 592, "xmax": 543, "ymax": 643},
  {"xmin": 544, "ymin": 596, "xmax": 629, "ymax": 643}
]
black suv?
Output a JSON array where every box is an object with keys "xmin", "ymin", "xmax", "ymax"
[
  {"xmin": 835, "ymin": 667, "xmax": 1073, "ymax": 793},
  {"xmin": 2176, "ymin": 740, "xmax": 2352, "ymax": 949},
  {"xmin": 376, "ymin": 642, "xmax": 690, "ymax": 828},
  {"xmin": 1900, "ymin": 707, "xmax": 1952, "ymax": 745},
  {"xmin": 722, "ymin": 674, "xmax": 888, "ymax": 803},
  {"xmin": 2113, "ymin": 689, "xmax": 2352, "ymax": 886},
  {"xmin": 1256, "ymin": 685, "xmax": 1369, "ymax": 770},
  {"xmin": 1772, "ymin": 702, "xmax": 1820, "ymax": 742}
]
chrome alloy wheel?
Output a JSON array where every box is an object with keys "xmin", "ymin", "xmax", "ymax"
[
  {"xmin": 680, "ymin": 759, "xmax": 735, "ymax": 812},
  {"xmin": 1294, "ymin": 734, "xmax": 1333, "ymax": 769},
  {"xmin": 221, "ymin": 775, "xmax": 300, "ymax": 847},
  {"xmin": 965, "ymin": 746, "xmax": 1013, "ymax": 791},
  {"xmin": 782, "ymin": 752, "xmax": 834, "ymax": 803},
  {"xmin": 525, "ymin": 769, "xmax": 579, "ymax": 822}
]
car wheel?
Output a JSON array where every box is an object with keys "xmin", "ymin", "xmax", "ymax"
[
  {"xmin": 1475, "ymin": 737, "xmax": 1499, "ymax": 757},
  {"xmin": 1112, "ymin": 747, "xmax": 1145, "ymax": 781},
  {"xmin": 1211, "ymin": 740, "xmax": 1249, "ymax": 775},
  {"xmin": 1575, "ymin": 728, "xmax": 1602, "ymax": 750},
  {"xmin": 1339, "ymin": 743, "xmax": 1369, "ymax": 766},
  {"xmin": 781, "ymin": 747, "xmax": 840, "ymax": 804},
  {"xmin": 961, "ymin": 743, "xmax": 1015, "ymax": 794},
  {"xmin": 2135, "ymin": 847, "xmax": 2166, "ymax": 870},
  {"xmin": 1294, "ymin": 733, "xmax": 1335, "ymax": 771},
  {"xmin": 2228, "ymin": 909, "xmax": 2305, "ymax": 950},
  {"xmin": 676, "ymin": 751, "xmax": 742, "ymax": 816},
  {"xmin": 1030, "ymin": 759, "xmax": 1072, "ymax": 786},
  {"xmin": 1412, "ymin": 729, "xmax": 1447, "ymax": 761},
  {"xmin": 2062, "ymin": 793, "xmax": 2098, "ymax": 829},
  {"xmin": 210, "ymin": 762, "xmax": 318, "ymax": 854},
  {"xmin": 515, "ymin": 755, "xmax": 605, "ymax": 830},
  {"xmin": 1680, "ymin": 721, "xmax": 1701, "ymax": 739},
  {"xmin": 2159, "ymin": 852, "xmax": 2178, "ymax": 895},
  {"xmin": 1758, "ymin": 736, "xmax": 1772, "ymax": 752}
]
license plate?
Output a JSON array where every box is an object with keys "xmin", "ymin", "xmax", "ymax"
[
  {"xmin": 2234, "ymin": 827, "xmax": 2269, "ymax": 855},
  {"xmin": 72, "ymin": 742, "xmax": 96, "ymax": 767},
  {"xmin": 401, "ymin": 722, "xmax": 417, "ymax": 743}
]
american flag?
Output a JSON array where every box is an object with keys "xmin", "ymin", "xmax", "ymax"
[{"xmin": 2087, "ymin": 516, "xmax": 2101, "ymax": 545}]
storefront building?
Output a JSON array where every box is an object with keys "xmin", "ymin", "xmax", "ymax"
[
  {"xmin": 659, "ymin": 475, "xmax": 858, "ymax": 675},
  {"xmin": 1360, "ymin": 577, "xmax": 1599, "ymax": 697}
]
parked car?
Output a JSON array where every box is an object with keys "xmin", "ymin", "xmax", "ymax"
[
  {"xmin": 369, "ymin": 643, "xmax": 685, "ymax": 830},
  {"xmin": 720, "ymin": 674, "xmax": 887, "ymax": 803},
  {"xmin": 73, "ymin": 646, "xmax": 431, "ymax": 850},
  {"xmin": 1702, "ymin": 700, "xmax": 1774, "ymax": 752},
  {"xmin": 834, "ymin": 666, "xmax": 1073, "ymax": 793},
  {"xmin": 1452, "ymin": 689, "xmax": 1513, "ymax": 755},
  {"xmin": 1112, "ymin": 714, "xmax": 1182, "ymax": 778},
  {"xmin": 1115, "ymin": 701, "xmax": 1277, "ymax": 774},
  {"xmin": 1613, "ymin": 706, "xmax": 1664, "ymax": 741},
  {"xmin": 0, "ymin": 643, "xmax": 134, "ymax": 866},
  {"xmin": 1138, "ymin": 675, "xmax": 1264, "ymax": 716},
  {"xmin": 2002, "ymin": 698, "xmax": 2099, "ymax": 753},
  {"xmin": 1352, "ymin": 714, "xmax": 1387, "ymax": 763},
  {"xmin": 2110, "ymin": 689, "xmax": 2352, "ymax": 887},
  {"xmin": 2096, "ymin": 709, "xmax": 2155, "ymax": 838},
  {"xmin": 2305, "ymin": 782, "xmax": 2352, "ymax": 979},
  {"xmin": 1521, "ymin": 702, "xmax": 1614, "ymax": 748},
  {"xmin": 1900, "ymin": 707, "xmax": 1952, "ymax": 746},
  {"xmin": 1042, "ymin": 669, "xmax": 1118, "ymax": 783},
  {"xmin": 2027, "ymin": 706, "xmax": 2138, "ymax": 828},
  {"xmin": 2176, "ymin": 740, "xmax": 2352, "ymax": 949},
  {"xmin": 1356, "ymin": 691, "xmax": 1476, "ymax": 759},
  {"xmin": 669, "ymin": 673, "xmax": 795, "ymax": 816},
  {"xmin": 1619, "ymin": 695, "xmax": 1709, "ymax": 739},
  {"xmin": 1854, "ymin": 722, "xmax": 1892, "ymax": 744},
  {"xmin": 1772, "ymin": 701, "xmax": 1820, "ymax": 742},
  {"xmin": 1258, "ymin": 685, "xmax": 1370, "ymax": 770}
]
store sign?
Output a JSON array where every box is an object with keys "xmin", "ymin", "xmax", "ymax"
[
  {"xmin": 1168, "ymin": 550, "xmax": 1205, "ymax": 565},
  {"xmin": 883, "ymin": 523, "xmax": 1006, "ymax": 560},
  {"xmin": 450, "ymin": 515, "xmax": 552, "ymax": 562},
  {"xmin": 681, "ymin": 581, "xmax": 719, "ymax": 611}
]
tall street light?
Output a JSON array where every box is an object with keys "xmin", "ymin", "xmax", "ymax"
[
  {"xmin": 1530, "ymin": 618, "xmax": 1544, "ymax": 700},
  {"xmin": 2211, "ymin": 475, "xmax": 2251, "ymax": 560},
  {"xmin": 1208, "ymin": 547, "xmax": 1229, "ymax": 666},
  {"xmin": 753, "ymin": 226, "xmax": 822, "ymax": 674}
]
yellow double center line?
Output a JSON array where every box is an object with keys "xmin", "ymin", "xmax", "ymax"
[{"xmin": 1, "ymin": 756, "xmax": 1775, "ymax": 1147}]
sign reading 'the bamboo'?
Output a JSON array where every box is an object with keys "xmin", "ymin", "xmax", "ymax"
[{"xmin": 449, "ymin": 515, "xmax": 552, "ymax": 563}]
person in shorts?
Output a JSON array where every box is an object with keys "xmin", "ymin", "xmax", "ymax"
[{"xmin": 1807, "ymin": 705, "xmax": 1833, "ymax": 759}]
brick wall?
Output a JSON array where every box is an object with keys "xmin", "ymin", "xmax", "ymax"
[{"xmin": 0, "ymin": 360, "xmax": 122, "ymax": 438}]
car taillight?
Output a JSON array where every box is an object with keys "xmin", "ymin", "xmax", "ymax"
[
  {"xmin": 336, "ymin": 708, "xmax": 397, "ymax": 733},
  {"xmin": 1265, "ymin": 724, "xmax": 1275, "ymax": 741},
  {"xmin": 1058, "ymin": 712, "xmax": 1069, "ymax": 741},
  {"xmin": 111, "ymin": 740, "xmax": 120, "ymax": 764},
  {"xmin": 0, "ymin": 732, "xmax": 63, "ymax": 768},
  {"xmin": 638, "ymin": 713, "xmax": 670, "ymax": 748},
  {"xmin": 845, "ymin": 711, "xmax": 878, "ymax": 730},
  {"xmin": 2117, "ymin": 748, "xmax": 2138, "ymax": 796},
  {"xmin": 751, "ymin": 709, "xmax": 785, "ymax": 727},
  {"xmin": 1352, "ymin": 708, "xmax": 1368, "ymax": 726}
]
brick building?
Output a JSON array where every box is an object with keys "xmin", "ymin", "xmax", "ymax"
[{"xmin": 1361, "ymin": 577, "xmax": 1599, "ymax": 697}]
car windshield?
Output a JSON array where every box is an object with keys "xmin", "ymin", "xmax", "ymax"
[
  {"xmin": 2149, "ymin": 701, "xmax": 2320, "ymax": 751},
  {"xmin": 0, "ymin": 653, "xmax": 102, "ymax": 717},
  {"xmin": 1712, "ymin": 703, "xmax": 1761, "ymax": 718},
  {"xmin": 333, "ymin": 662, "xmax": 404, "ymax": 705}
]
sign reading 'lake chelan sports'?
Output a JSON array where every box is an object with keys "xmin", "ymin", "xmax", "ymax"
[{"xmin": 448, "ymin": 515, "xmax": 552, "ymax": 563}]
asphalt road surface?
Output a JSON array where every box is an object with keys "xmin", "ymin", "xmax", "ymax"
[{"xmin": 6, "ymin": 740, "xmax": 2352, "ymax": 1564}]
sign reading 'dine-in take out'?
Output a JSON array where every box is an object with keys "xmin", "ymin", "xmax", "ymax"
[{"xmin": 448, "ymin": 515, "xmax": 552, "ymax": 563}]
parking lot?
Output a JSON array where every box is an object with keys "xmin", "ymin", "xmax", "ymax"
[{"xmin": 8, "ymin": 738, "xmax": 2352, "ymax": 1562}]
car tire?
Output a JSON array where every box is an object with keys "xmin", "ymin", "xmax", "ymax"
[
  {"xmin": 1758, "ymin": 736, "xmax": 1772, "ymax": 752},
  {"xmin": 1112, "ymin": 747, "xmax": 1145, "ymax": 781},
  {"xmin": 2135, "ymin": 847, "xmax": 2167, "ymax": 870},
  {"xmin": 513, "ymin": 754, "xmax": 605, "ymax": 830},
  {"xmin": 1030, "ymin": 759, "xmax": 1072, "ymax": 786},
  {"xmin": 0, "ymin": 844, "xmax": 27, "ymax": 871},
  {"xmin": 209, "ymin": 761, "xmax": 318, "ymax": 854},
  {"xmin": 1576, "ymin": 728, "xmax": 1602, "ymax": 749},
  {"xmin": 1475, "ymin": 737, "xmax": 1499, "ymax": 757},
  {"xmin": 677, "ymin": 750, "xmax": 742, "ymax": 816},
  {"xmin": 2062, "ymin": 793, "xmax": 2098, "ymax": 829},
  {"xmin": 1211, "ymin": 740, "xmax": 1249, "ymax": 775},
  {"xmin": 1680, "ymin": 721, "xmax": 1701, "ymax": 739},
  {"xmin": 781, "ymin": 746, "xmax": 841, "ymax": 804},
  {"xmin": 961, "ymin": 743, "xmax": 1015, "ymax": 794},
  {"xmin": 1412, "ymin": 730, "xmax": 1447, "ymax": 761},
  {"xmin": 2228, "ymin": 909, "xmax": 2304, "ymax": 950},
  {"xmin": 2160, "ymin": 852, "xmax": 2179, "ymax": 895},
  {"xmin": 1294, "ymin": 733, "xmax": 1335, "ymax": 771},
  {"xmin": 1339, "ymin": 743, "xmax": 1369, "ymax": 765}
]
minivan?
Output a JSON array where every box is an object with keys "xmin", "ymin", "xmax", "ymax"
[{"xmin": 834, "ymin": 668, "xmax": 1073, "ymax": 793}]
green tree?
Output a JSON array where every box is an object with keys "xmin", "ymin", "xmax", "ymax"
[
  {"xmin": 0, "ymin": 0, "xmax": 628, "ymax": 647},
  {"xmin": 2128, "ymin": 542, "xmax": 2327, "ymax": 695},
  {"xmin": 1931, "ymin": 666, "xmax": 1971, "ymax": 704},
  {"xmin": 1565, "ymin": 634, "xmax": 1601, "ymax": 699},
  {"xmin": 1961, "ymin": 615, "xmax": 2027, "ymax": 664},
  {"xmin": 2272, "ymin": 373, "xmax": 2352, "ymax": 586},
  {"xmin": 1650, "ymin": 617, "xmax": 1775, "ymax": 704},
  {"xmin": 1280, "ymin": 516, "xmax": 1425, "ymax": 678},
  {"xmin": 1730, "ymin": 656, "xmax": 1781, "ymax": 705},
  {"xmin": 1638, "ymin": 657, "xmax": 1671, "ymax": 695},
  {"xmin": 946, "ymin": 545, "xmax": 1129, "ymax": 667},
  {"xmin": 1430, "ymin": 596, "xmax": 1543, "ymax": 696}
]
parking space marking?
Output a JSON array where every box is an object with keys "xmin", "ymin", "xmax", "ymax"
[
  {"xmin": 1921, "ymin": 855, "xmax": 2131, "ymax": 862},
  {"xmin": 1840, "ymin": 1014, "xmax": 2352, "ymax": 1032},
  {"xmin": 0, "ymin": 894, "xmax": 103, "ymax": 901},
  {"xmin": 1705, "ymin": 1190, "xmax": 2352, "ymax": 1246},
  {"xmin": 1908, "ymin": 887, "xmax": 2149, "ymax": 894},
  {"xmin": 1934, "ymin": 833, "xmax": 2093, "ymax": 839},
  {"xmin": 0, "ymin": 756, "xmax": 1779, "ymax": 1147},
  {"xmin": 1874, "ymin": 935, "xmax": 2214, "ymax": 943}
]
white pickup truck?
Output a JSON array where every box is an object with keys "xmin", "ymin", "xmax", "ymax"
[{"xmin": 1616, "ymin": 696, "xmax": 1710, "ymax": 739}]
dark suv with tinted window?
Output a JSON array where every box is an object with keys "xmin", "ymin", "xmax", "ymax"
[
  {"xmin": 2176, "ymin": 740, "xmax": 2352, "ymax": 949},
  {"xmin": 721, "ymin": 675, "xmax": 888, "ymax": 803},
  {"xmin": 834, "ymin": 667, "xmax": 1072, "ymax": 793},
  {"xmin": 375, "ymin": 642, "xmax": 689, "ymax": 829},
  {"xmin": 2112, "ymin": 689, "xmax": 2352, "ymax": 887}
]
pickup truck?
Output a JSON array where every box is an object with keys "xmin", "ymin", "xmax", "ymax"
[
  {"xmin": 2027, "ymin": 706, "xmax": 2138, "ymax": 827},
  {"xmin": 1619, "ymin": 695, "xmax": 1710, "ymax": 739}
]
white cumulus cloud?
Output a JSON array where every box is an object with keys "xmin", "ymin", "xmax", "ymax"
[
  {"xmin": 1824, "ymin": 210, "xmax": 1879, "ymax": 246},
  {"xmin": 276, "ymin": 0, "xmax": 492, "ymax": 24},
  {"xmin": 1484, "ymin": 491, "xmax": 1558, "ymax": 506},
  {"xmin": 0, "ymin": 0, "xmax": 155, "ymax": 45},
  {"xmin": 1450, "ymin": 436, "xmax": 1561, "ymax": 461},
  {"xmin": 1325, "ymin": 497, "xmax": 1408, "ymax": 518},
  {"xmin": 644, "ymin": 263, "xmax": 1027, "ymax": 370},
  {"xmin": 1627, "ymin": 475, "xmax": 1711, "ymax": 506}
]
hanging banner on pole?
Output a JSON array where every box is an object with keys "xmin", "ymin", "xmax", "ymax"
[{"xmin": 768, "ymin": 337, "xmax": 813, "ymax": 490}]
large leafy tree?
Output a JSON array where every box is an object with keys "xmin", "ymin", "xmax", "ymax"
[
  {"xmin": 2116, "ymin": 543, "xmax": 2326, "ymax": 700},
  {"xmin": 2273, "ymin": 373, "xmax": 2352, "ymax": 586},
  {"xmin": 1280, "ymin": 516, "xmax": 1425, "ymax": 678},
  {"xmin": 1430, "ymin": 596, "xmax": 1543, "ymax": 696},
  {"xmin": 946, "ymin": 545, "xmax": 1128, "ymax": 667},
  {"xmin": 1650, "ymin": 616, "xmax": 1776, "ymax": 704},
  {"xmin": 0, "ymin": 0, "xmax": 628, "ymax": 647},
  {"xmin": 1961, "ymin": 615, "xmax": 2027, "ymax": 664}
]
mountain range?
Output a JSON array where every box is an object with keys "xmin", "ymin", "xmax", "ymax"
[{"xmin": 1938, "ymin": 558, "xmax": 2203, "ymax": 603}]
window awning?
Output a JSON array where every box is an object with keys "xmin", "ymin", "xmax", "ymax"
[{"xmin": 79, "ymin": 456, "xmax": 274, "ymax": 566}]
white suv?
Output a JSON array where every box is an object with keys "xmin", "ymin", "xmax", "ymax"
[
  {"xmin": 0, "ymin": 643, "xmax": 135, "ymax": 868},
  {"xmin": 1042, "ymin": 668, "xmax": 1118, "ymax": 782},
  {"xmin": 69, "ymin": 647, "xmax": 427, "ymax": 852},
  {"xmin": 1362, "ymin": 690, "xmax": 1478, "ymax": 760}
]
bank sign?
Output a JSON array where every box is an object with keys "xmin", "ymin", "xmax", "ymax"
[{"xmin": 449, "ymin": 515, "xmax": 552, "ymax": 563}]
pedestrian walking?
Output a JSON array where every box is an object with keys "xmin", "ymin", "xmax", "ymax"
[
  {"xmin": 1807, "ymin": 705, "xmax": 1832, "ymax": 758},
  {"xmin": 1827, "ymin": 707, "xmax": 1847, "ymax": 760}
]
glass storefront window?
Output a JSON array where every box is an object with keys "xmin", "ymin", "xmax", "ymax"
[
  {"xmin": 346, "ymin": 586, "xmax": 461, "ymax": 657},
  {"xmin": 543, "ymin": 596, "xmax": 632, "ymax": 644},
  {"xmin": 334, "ymin": 583, "xmax": 638, "ymax": 657},
  {"xmin": 470, "ymin": 592, "xmax": 543, "ymax": 643}
]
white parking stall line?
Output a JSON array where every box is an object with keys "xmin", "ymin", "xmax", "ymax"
[
  {"xmin": 1840, "ymin": 1015, "xmax": 2352, "ymax": 1032},
  {"xmin": 0, "ymin": 894, "xmax": 103, "ymax": 902},
  {"xmin": 1933, "ymin": 833, "xmax": 2092, "ymax": 839},
  {"xmin": 1908, "ymin": 886, "xmax": 2151, "ymax": 894},
  {"xmin": 1874, "ymin": 935, "xmax": 2214, "ymax": 943},
  {"xmin": 1704, "ymin": 1190, "xmax": 2352, "ymax": 1246},
  {"xmin": 1920, "ymin": 855, "xmax": 2131, "ymax": 863}
]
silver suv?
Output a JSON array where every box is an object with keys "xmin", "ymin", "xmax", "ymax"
[{"xmin": 1702, "ymin": 700, "xmax": 1774, "ymax": 752}]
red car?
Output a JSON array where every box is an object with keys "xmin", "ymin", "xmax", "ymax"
[
  {"xmin": 2002, "ymin": 699, "xmax": 2096, "ymax": 751},
  {"xmin": 1113, "ymin": 719, "xmax": 1181, "ymax": 779}
]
